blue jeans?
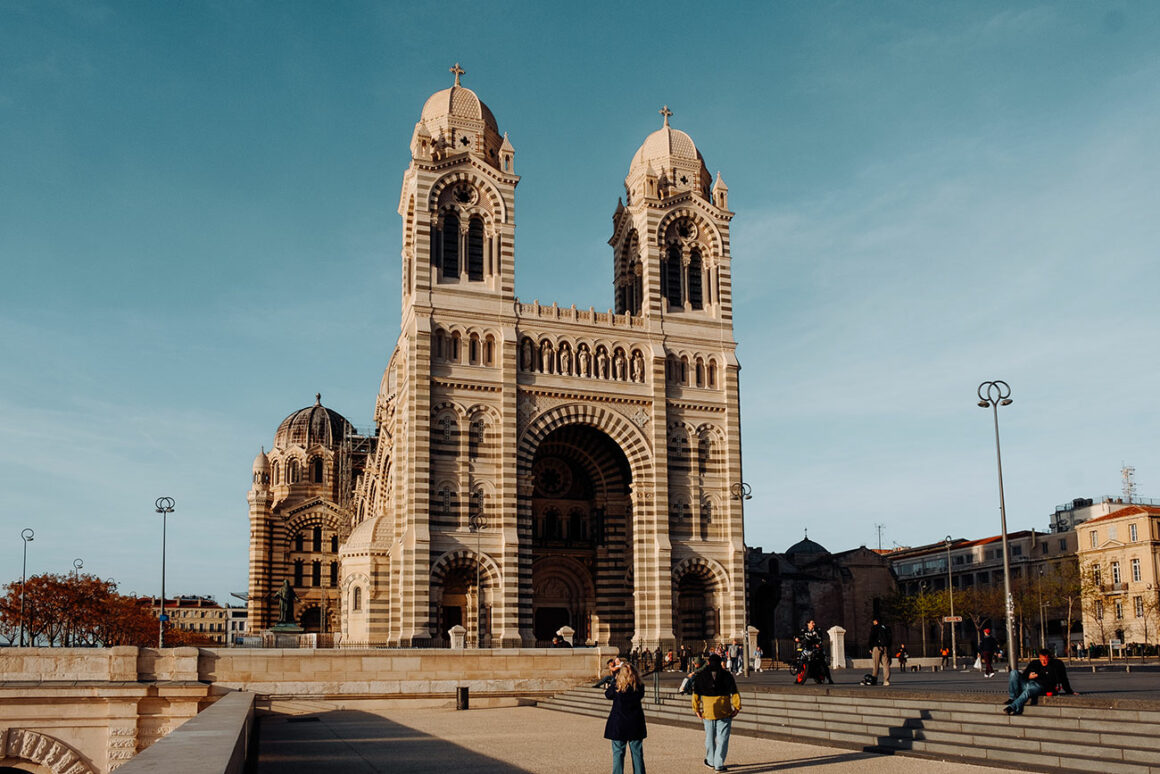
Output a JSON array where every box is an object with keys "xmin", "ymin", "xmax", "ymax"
[
  {"xmin": 703, "ymin": 717, "xmax": 732, "ymax": 769},
  {"xmin": 1007, "ymin": 670, "xmax": 1046, "ymax": 713},
  {"xmin": 611, "ymin": 739, "xmax": 645, "ymax": 774}
]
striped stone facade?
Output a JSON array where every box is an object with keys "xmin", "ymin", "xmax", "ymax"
[{"xmin": 249, "ymin": 70, "xmax": 747, "ymax": 651}]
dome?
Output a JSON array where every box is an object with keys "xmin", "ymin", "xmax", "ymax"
[
  {"xmin": 785, "ymin": 535, "xmax": 829, "ymax": 561},
  {"xmin": 341, "ymin": 515, "xmax": 392, "ymax": 554},
  {"xmin": 252, "ymin": 448, "xmax": 269, "ymax": 473},
  {"xmin": 630, "ymin": 125, "xmax": 702, "ymax": 175},
  {"xmin": 420, "ymin": 85, "xmax": 499, "ymax": 135},
  {"xmin": 273, "ymin": 394, "xmax": 353, "ymax": 449}
]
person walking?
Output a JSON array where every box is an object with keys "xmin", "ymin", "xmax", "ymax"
[
  {"xmin": 727, "ymin": 639, "xmax": 743, "ymax": 675},
  {"xmin": 895, "ymin": 643, "xmax": 909, "ymax": 672},
  {"xmin": 604, "ymin": 660, "xmax": 647, "ymax": 774},
  {"xmin": 979, "ymin": 628, "xmax": 999, "ymax": 678},
  {"xmin": 692, "ymin": 653, "xmax": 741, "ymax": 772},
  {"xmin": 752, "ymin": 644, "xmax": 763, "ymax": 673},
  {"xmin": 867, "ymin": 617, "xmax": 891, "ymax": 687},
  {"xmin": 940, "ymin": 646, "xmax": 950, "ymax": 669}
]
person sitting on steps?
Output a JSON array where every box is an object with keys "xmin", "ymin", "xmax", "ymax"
[{"xmin": 1003, "ymin": 648, "xmax": 1079, "ymax": 716}]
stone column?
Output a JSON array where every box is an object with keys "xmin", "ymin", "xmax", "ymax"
[
  {"xmin": 827, "ymin": 625, "xmax": 847, "ymax": 669},
  {"xmin": 449, "ymin": 624, "xmax": 467, "ymax": 650}
]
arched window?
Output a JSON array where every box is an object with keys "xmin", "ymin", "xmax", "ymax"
[
  {"xmin": 287, "ymin": 459, "xmax": 299, "ymax": 484},
  {"xmin": 311, "ymin": 560, "xmax": 322, "ymax": 587},
  {"xmin": 484, "ymin": 336, "xmax": 495, "ymax": 366},
  {"xmin": 312, "ymin": 526, "xmax": 322, "ymax": 552},
  {"xmin": 688, "ymin": 249, "xmax": 703, "ymax": 309},
  {"xmin": 467, "ymin": 217, "xmax": 484, "ymax": 281},
  {"xmin": 469, "ymin": 333, "xmax": 480, "ymax": 365},
  {"xmin": 330, "ymin": 535, "xmax": 338, "ymax": 553},
  {"xmin": 294, "ymin": 532, "xmax": 304, "ymax": 552},
  {"xmin": 708, "ymin": 360, "xmax": 718, "ymax": 389},
  {"xmin": 665, "ymin": 245, "xmax": 683, "ymax": 307},
  {"xmin": 311, "ymin": 458, "xmax": 323, "ymax": 483},
  {"xmin": 433, "ymin": 329, "xmax": 445, "ymax": 360},
  {"xmin": 441, "ymin": 213, "xmax": 460, "ymax": 278},
  {"xmin": 293, "ymin": 560, "xmax": 304, "ymax": 587},
  {"xmin": 329, "ymin": 561, "xmax": 338, "ymax": 587},
  {"xmin": 272, "ymin": 461, "xmax": 280, "ymax": 485},
  {"xmin": 352, "ymin": 586, "xmax": 362, "ymax": 611}
]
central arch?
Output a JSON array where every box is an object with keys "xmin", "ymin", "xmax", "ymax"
[{"xmin": 519, "ymin": 406, "xmax": 648, "ymax": 647}]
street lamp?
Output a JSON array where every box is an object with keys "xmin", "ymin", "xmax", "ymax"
[
  {"xmin": 468, "ymin": 507, "xmax": 485, "ymax": 649},
  {"xmin": 70, "ymin": 558, "xmax": 83, "ymax": 648},
  {"xmin": 155, "ymin": 497, "xmax": 175, "ymax": 648},
  {"xmin": 1038, "ymin": 566, "xmax": 1046, "ymax": 650},
  {"xmin": 19, "ymin": 528, "xmax": 34, "ymax": 647},
  {"xmin": 945, "ymin": 535, "xmax": 957, "ymax": 669},
  {"xmin": 978, "ymin": 380, "xmax": 1017, "ymax": 673},
  {"xmin": 730, "ymin": 482, "xmax": 752, "ymax": 675}
]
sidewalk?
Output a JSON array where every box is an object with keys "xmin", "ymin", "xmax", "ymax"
[{"xmin": 258, "ymin": 702, "xmax": 1022, "ymax": 773}]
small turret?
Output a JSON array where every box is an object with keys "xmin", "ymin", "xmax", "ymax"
[
  {"xmin": 712, "ymin": 171, "xmax": 729, "ymax": 210},
  {"xmin": 252, "ymin": 447, "xmax": 270, "ymax": 488}
]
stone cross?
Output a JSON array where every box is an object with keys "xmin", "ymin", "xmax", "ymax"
[
  {"xmin": 450, "ymin": 62, "xmax": 465, "ymax": 87},
  {"xmin": 659, "ymin": 105, "xmax": 672, "ymax": 127}
]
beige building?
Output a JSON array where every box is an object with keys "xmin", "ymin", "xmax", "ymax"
[
  {"xmin": 248, "ymin": 66, "xmax": 747, "ymax": 650},
  {"xmin": 1075, "ymin": 503, "xmax": 1160, "ymax": 647},
  {"xmin": 138, "ymin": 596, "xmax": 228, "ymax": 645}
]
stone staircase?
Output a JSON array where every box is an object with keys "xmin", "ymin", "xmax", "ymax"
[{"xmin": 538, "ymin": 684, "xmax": 1160, "ymax": 773}]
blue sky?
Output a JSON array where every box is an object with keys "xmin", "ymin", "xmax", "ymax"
[{"xmin": 2, "ymin": 1, "xmax": 1158, "ymax": 606}]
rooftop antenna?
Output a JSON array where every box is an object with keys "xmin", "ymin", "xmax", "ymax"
[
  {"xmin": 1122, "ymin": 463, "xmax": 1137, "ymax": 503},
  {"xmin": 874, "ymin": 523, "xmax": 884, "ymax": 551}
]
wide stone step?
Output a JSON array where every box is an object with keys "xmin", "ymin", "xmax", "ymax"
[{"xmin": 540, "ymin": 685, "xmax": 1160, "ymax": 774}]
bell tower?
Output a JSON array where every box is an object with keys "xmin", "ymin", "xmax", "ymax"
[
  {"xmin": 399, "ymin": 63, "xmax": 519, "ymax": 317},
  {"xmin": 610, "ymin": 106, "xmax": 734, "ymax": 324}
]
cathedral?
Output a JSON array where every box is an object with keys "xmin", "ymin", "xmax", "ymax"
[{"xmin": 247, "ymin": 65, "xmax": 747, "ymax": 650}]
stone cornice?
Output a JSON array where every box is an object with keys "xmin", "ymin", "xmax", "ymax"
[
  {"xmin": 431, "ymin": 378, "xmax": 502, "ymax": 393},
  {"xmin": 521, "ymin": 386, "xmax": 650, "ymax": 408},
  {"xmin": 666, "ymin": 400, "xmax": 726, "ymax": 413}
]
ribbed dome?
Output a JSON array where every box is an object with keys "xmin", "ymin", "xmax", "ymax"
[
  {"xmin": 421, "ymin": 85, "xmax": 498, "ymax": 134},
  {"xmin": 630, "ymin": 125, "xmax": 702, "ymax": 176},
  {"xmin": 341, "ymin": 515, "xmax": 392, "ymax": 553},
  {"xmin": 273, "ymin": 394, "xmax": 353, "ymax": 449},
  {"xmin": 252, "ymin": 448, "xmax": 269, "ymax": 473}
]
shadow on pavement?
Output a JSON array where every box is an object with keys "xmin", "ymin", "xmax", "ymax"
[
  {"xmin": 724, "ymin": 751, "xmax": 880, "ymax": 772},
  {"xmin": 258, "ymin": 709, "xmax": 532, "ymax": 774}
]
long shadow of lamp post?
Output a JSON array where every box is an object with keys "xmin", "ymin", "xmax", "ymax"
[
  {"xmin": 155, "ymin": 497, "xmax": 175, "ymax": 648},
  {"xmin": 20, "ymin": 528, "xmax": 34, "ymax": 647},
  {"xmin": 977, "ymin": 380, "xmax": 1017, "ymax": 674}
]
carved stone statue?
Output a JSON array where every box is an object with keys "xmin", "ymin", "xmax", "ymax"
[
  {"xmin": 578, "ymin": 346, "xmax": 591, "ymax": 377},
  {"xmin": 613, "ymin": 351, "xmax": 627, "ymax": 380},
  {"xmin": 559, "ymin": 345, "xmax": 572, "ymax": 375},
  {"xmin": 273, "ymin": 579, "xmax": 298, "ymax": 625},
  {"xmin": 521, "ymin": 339, "xmax": 533, "ymax": 371},
  {"xmin": 540, "ymin": 340, "xmax": 554, "ymax": 374},
  {"xmin": 631, "ymin": 352, "xmax": 644, "ymax": 382},
  {"xmin": 596, "ymin": 348, "xmax": 609, "ymax": 379}
]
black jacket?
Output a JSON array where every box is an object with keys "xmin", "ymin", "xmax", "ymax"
[
  {"xmin": 1022, "ymin": 658, "xmax": 1074, "ymax": 694},
  {"xmin": 798, "ymin": 628, "xmax": 823, "ymax": 649},
  {"xmin": 979, "ymin": 635, "xmax": 999, "ymax": 653},
  {"xmin": 604, "ymin": 683, "xmax": 647, "ymax": 741},
  {"xmin": 868, "ymin": 623, "xmax": 891, "ymax": 650}
]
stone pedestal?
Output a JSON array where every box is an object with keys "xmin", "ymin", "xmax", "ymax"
[
  {"xmin": 449, "ymin": 624, "xmax": 467, "ymax": 650},
  {"xmin": 745, "ymin": 626, "xmax": 759, "ymax": 672},
  {"xmin": 827, "ymin": 625, "xmax": 847, "ymax": 669},
  {"xmin": 556, "ymin": 626, "xmax": 575, "ymax": 646}
]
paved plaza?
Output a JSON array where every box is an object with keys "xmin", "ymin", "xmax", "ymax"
[{"xmin": 258, "ymin": 702, "xmax": 1021, "ymax": 774}]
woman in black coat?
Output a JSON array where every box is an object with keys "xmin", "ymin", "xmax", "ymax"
[{"xmin": 604, "ymin": 660, "xmax": 646, "ymax": 773}]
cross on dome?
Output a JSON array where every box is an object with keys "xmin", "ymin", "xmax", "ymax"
[
  {"xmin": 450, "ymin": 62, "xmax": 465, "ymax": 87},
  {"xmin": 659, "ymin": 105, "xmax": 673, "ymax": 127}
]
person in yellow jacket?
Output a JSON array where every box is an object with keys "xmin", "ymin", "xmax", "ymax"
[{"xmin": 691, "ymin": 653, "xmax": 742, "ymax": 772}]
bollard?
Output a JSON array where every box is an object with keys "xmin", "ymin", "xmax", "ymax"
[{"xmin": 456, "ymin": 686, "xmax": 469, "ymax": 710}]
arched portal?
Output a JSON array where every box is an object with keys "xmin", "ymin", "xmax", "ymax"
[
  {"xmin": 527, "ymin": 423, "xmax": 633, "ymax": 647},
  {"xmin": 673, "ymin": 558, "xmax": 729, "ymax": 648}
]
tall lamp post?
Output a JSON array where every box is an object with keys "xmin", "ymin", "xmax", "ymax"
[
  {"xmin": 155, "ymin": 497, "xmax": 175, "ymax": 648},
  {"xmin": 945, "ymin": 535, "xmax": 957, "ymax": 669},
  {"xmin": 469, "ymin": 507, "xmax": 485, "ymax": 648},
  {"xmin": 978, "ymin": 380, "xmax": 1017, "ymax": 673},
  {"xmin": 19, "ymin": 528, "xmax": 34, "ymax": 647},
  {"xmin": 1038, "ymin": 566, "xmax": 1046, "ymax": 650},
  {"xmin": 730, "ymin": 482, "xmax": 752, "ymax": 675},
  {"xmin": 70, "ymin": 558, "xmax": 83, "ymax": 647}
]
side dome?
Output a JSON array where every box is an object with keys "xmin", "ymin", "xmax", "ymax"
[
  {"xmin": 273, "ymin": 394, "xmax": 353, "ymax": 449},
  {"xmin": 630, "ymin": 126, "xmax": 702, "ymax": 175},
  {"xmin": 785, "ymin": 535, "xmax": 829, "ymax": 562},
  {"xmin": 252, "ymin": 448, "xmax": 269, "ymax": 474},
  {"xmin": 414, "ymin": 64, "xmax": 504, "ymax": 170}
]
